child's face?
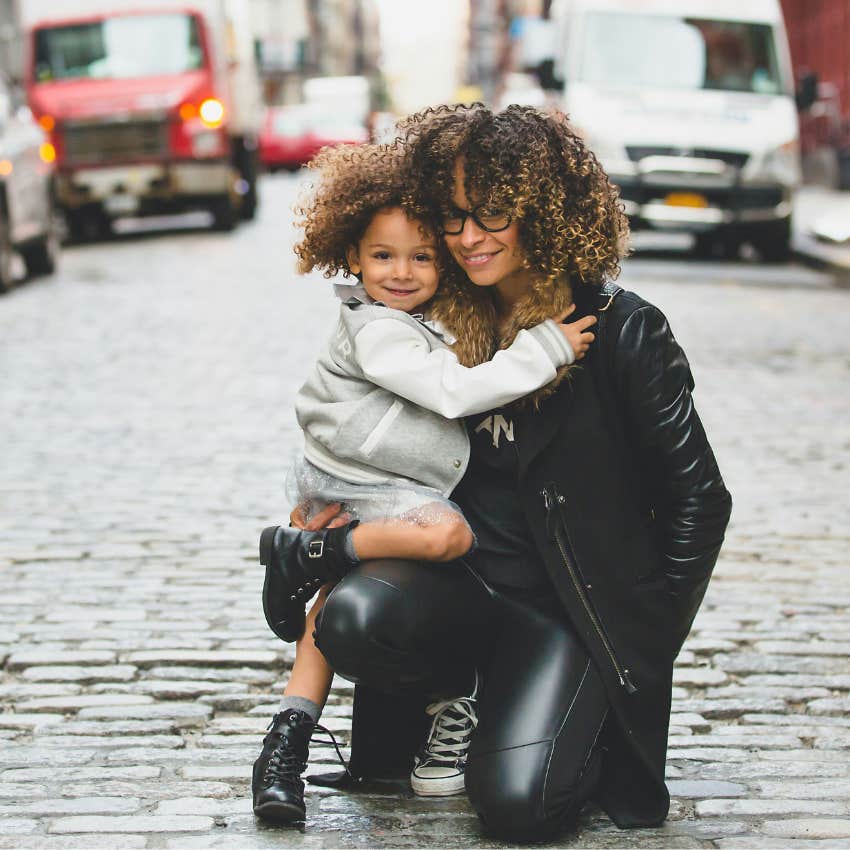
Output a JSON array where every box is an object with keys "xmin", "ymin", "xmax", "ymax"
[{"xmin": 347, "ymin": 207, "xmax": 439, "ymax": 312}]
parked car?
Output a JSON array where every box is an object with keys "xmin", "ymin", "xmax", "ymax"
[
  {"xmin": 0, "ymin": 74, "xmax": 59, "ymax": 294},
  {"xmin": 259, "ymin": 104, "xmax": 368, "ymax": 172}
]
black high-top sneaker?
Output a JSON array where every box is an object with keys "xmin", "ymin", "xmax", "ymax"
[
  {"xmin": 252, "ymin": 709, "xmax": 314, "ymax": 822},
  {"xmin": 259, "ymin": 520, "xmax": 359, "ymax": 642},
  {"xmin": 411, "ymin": 673, "xmax": 479, "ymax": 797}
]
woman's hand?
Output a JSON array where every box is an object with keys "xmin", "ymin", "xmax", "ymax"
[
  {"xmin": 556, "ymin": 304, "xmax": 597, "ymax": 361},
  {"xmin": 289, "ymin": 501, "xmax": 352, "ymax": 530}
]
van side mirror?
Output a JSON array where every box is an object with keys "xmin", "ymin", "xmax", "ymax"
[{"xmin": 795, "ymin": 72, "xmax": 818, "ymax": 112}]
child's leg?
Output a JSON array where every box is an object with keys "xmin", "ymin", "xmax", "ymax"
[
  {"xmin": 281, "ymin": 586, "xmax": 334, "ymax": 714},
  {"xmin": 351, "ymin": 507, "xmax": 474, "ymax": 563},
  {"xmin": 254, "ymin": 587, "xmax": 334, "ymax": 824}
]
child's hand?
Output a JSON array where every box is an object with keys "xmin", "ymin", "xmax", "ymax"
[
  {"xmin": 555, "ymin": 304, "xmax": 597, "ymax": 361},
  {"xmin": 289, "ymin": 501, "xmax": 352, "ymax": 530}
]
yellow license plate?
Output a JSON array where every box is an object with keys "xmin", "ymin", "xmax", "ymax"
[{"xmin": 664, "ymin": 192, "xmax": 708, "ymax": 208}]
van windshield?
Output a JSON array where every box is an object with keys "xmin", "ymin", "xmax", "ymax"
[
  {"xmin": 33, "ymin": 13, "xmax": 204, "ymax": 81},
  {"xmin": 578, "ymin": 13, "xmax": 784, "ymax": 95}
]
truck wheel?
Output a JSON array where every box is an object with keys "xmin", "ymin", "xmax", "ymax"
[
  {"xmin": 236, "ymin": 140, "xmax": 259, "ymax": 221},
  {"xmin": 241, "ymin": 176, "xmax": 258, "ymax": 221},
  {"xmin": 752, "ymin": 218, "xmax": 792, "ymax": 263},
  {"xmin": 210, "ymin": 196, "xmax": 237, "ymax": 232},
  {"xmin": 22, "ymin": 208, "xmax": 61, "ymax": 277},
  {"xmin": 66, "ymin": 207, "xmax": 113, "ymax": 244}
]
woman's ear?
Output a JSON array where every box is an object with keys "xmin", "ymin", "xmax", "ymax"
[{"xmin": 346, "ymin": 245, "xmax": 361, "ymax": 276}]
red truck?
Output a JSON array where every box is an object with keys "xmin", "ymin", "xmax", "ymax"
[{"xmin": 22, "ymin": 1, "xmax": 262, "ymax": 240}]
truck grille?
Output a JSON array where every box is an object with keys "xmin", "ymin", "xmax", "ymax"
[
  {"xmin": 63, "ymin": 119, "xmax": 168, "ymax": 166},
  {"xmin": 626, "ymin": 146, "xmax": 749, "ymax": 169}
]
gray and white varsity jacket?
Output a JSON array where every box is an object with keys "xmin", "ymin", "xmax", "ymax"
[{"xmin": 295, "ymin": 285, "xmax": 575, "ymax": 497}]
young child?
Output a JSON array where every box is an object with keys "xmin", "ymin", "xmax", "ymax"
[{"xmin": 252, "ymin": 143, "xmax": 596, "ymax": 824}]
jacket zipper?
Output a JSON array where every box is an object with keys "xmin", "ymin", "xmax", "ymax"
[{"xmin": 542, "ymin": 482, "xmax": 637, "ymax": 694}]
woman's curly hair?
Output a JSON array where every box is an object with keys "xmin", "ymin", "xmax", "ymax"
[
  {"xmin": 396, "ymin": 103, "xmax": 629, "ymax": 386},
  {"xmin": 294, "ymin": 141, "xmax": 424, "ymax": 277}
]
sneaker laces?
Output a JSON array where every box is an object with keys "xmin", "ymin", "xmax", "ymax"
[{"xmin": 417, "ymin": 693, "xmax": 478, "ymax": 767}]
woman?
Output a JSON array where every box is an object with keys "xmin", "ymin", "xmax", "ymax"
[{"xmin": 258, "ymin": 104, "xmax": 732, "ymax": 841}]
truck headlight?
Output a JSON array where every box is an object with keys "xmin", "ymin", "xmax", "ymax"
[{"xmin": 199, "ymin": 98, "xmax": 225, "ymax": 128}]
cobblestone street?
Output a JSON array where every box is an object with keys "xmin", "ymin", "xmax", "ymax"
[{"xmin": 1, "ymin": 173, "xmax": 849, "ymax": 849}]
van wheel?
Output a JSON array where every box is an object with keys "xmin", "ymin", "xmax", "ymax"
[
  {"xmin": 693, "ymin": 233, "xmax": 714, "ymax": 259},
  {"xmin": 752, "ymin": 218, "xmax": 792, "ymax": 263},
  {"xmin": 693, "ymin": 231, "xmax": 740, "ymax": 260}
]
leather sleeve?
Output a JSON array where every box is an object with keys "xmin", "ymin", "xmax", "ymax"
[{"xmin": 614, "ymin": 304, "xmax": 732, "ymax": 650}]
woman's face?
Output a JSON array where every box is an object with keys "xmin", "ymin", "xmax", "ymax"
[{"xmin": 443, "ymin": 160, "xmax": 529, "ymax": 294}]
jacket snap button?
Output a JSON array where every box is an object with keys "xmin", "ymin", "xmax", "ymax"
[{"xmin": 453, "ymin": 459, "xmax": 461, "ymax": 468}]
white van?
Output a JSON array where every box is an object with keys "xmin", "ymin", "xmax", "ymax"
[{"xmin": 546, "ymin": 0, "xmax": 800, "ymax": 260}]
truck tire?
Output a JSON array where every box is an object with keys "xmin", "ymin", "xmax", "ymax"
[
  {"xmin": 752, "ymin": 217, "xmax": 792, "ymax": 263},
  {"xmin": 22, "ymin": 205, "xmax": 61, "ymax": 277},
  {"xmin": 210, "ymin": 196, "xmax": 237, "ymax": 232},
  {"xmin": 66, "ymin": 207, "xmax": 113, "ymax": 244},
  {"xmin": 235, "ymin": 137, "xmax": 259, "ymax": 221}
]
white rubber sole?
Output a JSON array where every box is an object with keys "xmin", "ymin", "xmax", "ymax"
[{"xmin": 410, "ymin": 773, "xmax": 466, "ymax": 797}]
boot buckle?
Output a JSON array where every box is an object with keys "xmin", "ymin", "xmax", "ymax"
[{"xmin": 308, "ymin": 540, "xmax": 323, "ymax": 559}]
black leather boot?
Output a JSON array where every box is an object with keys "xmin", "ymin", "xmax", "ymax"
[
  {"xmin": 252, "ymin": 709, "xmax": 314, "ymax": 823},
  {"xmin": 259, "ymin": 521, "xmax": 359, "ymax": 642}
]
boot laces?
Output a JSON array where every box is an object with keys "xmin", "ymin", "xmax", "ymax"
[
  {"xmin": 417, "ymin": 694, "xmax": 478, "ymax": 767},
  {"xmin": 263, "ymin": 738, "xmax": 305, "ymax": 786},
  {"xmin": 263, "ymin": 717, "xmax": 352, "ymax": 785}
]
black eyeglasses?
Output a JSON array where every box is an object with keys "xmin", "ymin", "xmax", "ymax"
[{"xmin": 440, "ymin": 205, "xmax": 512, "ymax": 235}]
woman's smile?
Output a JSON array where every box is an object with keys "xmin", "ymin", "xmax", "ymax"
[{"xmin": 458, "ymin": 250, "xmax": 501, "ymax": 267}]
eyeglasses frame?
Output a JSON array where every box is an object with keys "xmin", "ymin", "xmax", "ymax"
[{"xmin": 440, "ymin": 204, "xmax": 513, "ymax": 235}]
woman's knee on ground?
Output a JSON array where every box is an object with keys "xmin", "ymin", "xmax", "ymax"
[{"xmin": 465, "ymin": 744, "xmax": 584, "ymax": 842}]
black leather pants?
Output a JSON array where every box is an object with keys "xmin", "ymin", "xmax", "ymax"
[{"xmin": 315, "ymin": 558, "xmax": 609, "ymax": 842}]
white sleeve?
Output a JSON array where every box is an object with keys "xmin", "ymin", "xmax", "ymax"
[{"xmin": 353, "ymin": 317, "xmax": 575, "ymax": 419}]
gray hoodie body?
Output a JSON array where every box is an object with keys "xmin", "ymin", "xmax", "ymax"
[{"xmin": 295, "ymin": 286, "xmax": 574, "ymax": 498}]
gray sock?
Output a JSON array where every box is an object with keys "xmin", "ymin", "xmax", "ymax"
[
  {"xmin": 279, "ymin": 695, "xmax": 322, "ymax": 723},
  {"xmin": 343, "ymin": 526, "xmax": 360, "ymax": 564}
]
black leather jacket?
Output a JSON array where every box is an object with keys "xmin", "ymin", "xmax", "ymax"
[{"xmin": 513, "ymin": 284, "xmax": 732, "ymax": 826}]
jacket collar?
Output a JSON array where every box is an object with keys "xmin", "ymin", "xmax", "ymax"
[{"xmin": 333, "ymin": 282, "xmax": 456, "ymax": 345}]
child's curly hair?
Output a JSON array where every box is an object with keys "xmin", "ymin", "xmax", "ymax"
[
  {"xmin": 294, "ymin": 141, "xmax": 425, "ymax": 277},
  {"xmin": 395, "ymin": 103, "xmax": 629, "ymax": 384}
]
